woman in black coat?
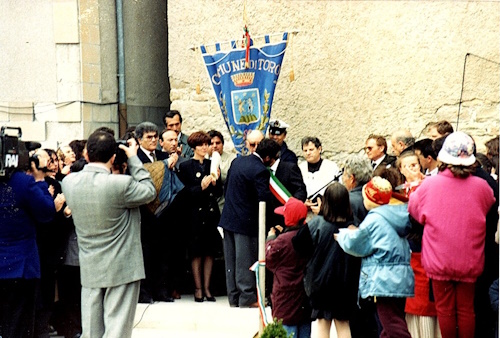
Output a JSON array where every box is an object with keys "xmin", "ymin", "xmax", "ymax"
[{"xmin": 178, "ymin": 131, "xmax": 222, "ymax": 302}]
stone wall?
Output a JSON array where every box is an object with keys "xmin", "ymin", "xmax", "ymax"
[
  {"xmin": 1, "ymin": 0, "xmax": 168, "ymax": 148},
  {"xmin": 167, "ymin": 0, "xmax": 500, "ymax": 162}
]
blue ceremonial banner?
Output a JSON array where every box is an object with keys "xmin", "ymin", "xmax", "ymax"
[{"xmin": 201, "ymin": 32, "xmax": 288, "ymax": 155}]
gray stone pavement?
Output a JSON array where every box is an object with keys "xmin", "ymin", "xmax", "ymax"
[
  {"xmin": 131, "ymin": 296, "xmax": 332, "ymax": 338},
  {"xmin": 131, "ymin": 296, "xmax": 265, "ymax": 338}
]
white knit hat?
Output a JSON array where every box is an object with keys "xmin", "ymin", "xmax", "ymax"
[{"xmin": 437, "ymin": 131, "xmax": 476, "ymax": 166}]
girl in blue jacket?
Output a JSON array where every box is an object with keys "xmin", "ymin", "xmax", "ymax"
[{"xmin": 335, "ymin": 176, "xmax": 414, "ymax": 338}]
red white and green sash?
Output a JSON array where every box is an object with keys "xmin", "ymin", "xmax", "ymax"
[{"xmin": 268, "ymin": 168, "xmax": 291, "ymax": 205}]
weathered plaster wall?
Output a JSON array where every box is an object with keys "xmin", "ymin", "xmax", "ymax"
[
  {"xmin": 123, "ymin": 0, "xmax": 169, "ymax": 127},
  {"xmin": 168, "ymin": 1, "xmax": 500, "ymax": 160}
]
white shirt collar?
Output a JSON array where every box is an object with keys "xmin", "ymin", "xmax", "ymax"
[
  {"xmin": 252, "ymin": 152, "xmax": 263, "ymax": 162},
  {"xmin": 373, "ymin": 154, "xmax": 386, "ymax": 167},
  {"xmin": 426, "ymin": 167, "xmax": 439, "ymax": 176},
  {"xmin": 270, "ymin": 159, "xmax": 280, "ymax": 173},
  {"xmin": 140, "ymin": 145, "xmax": 155, "ymax": 162}
]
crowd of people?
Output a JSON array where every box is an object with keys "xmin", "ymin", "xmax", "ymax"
[{"xmin": 0, "ymin": 112, "xmax": 499, "ymax": 338}]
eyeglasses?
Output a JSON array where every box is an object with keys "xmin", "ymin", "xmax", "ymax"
[
  {"xmin": 143, "ymin": 134, "xmax": 158, "ymax": 141},
  {"xmin": 365, "ymin": 147, "xmax": 374, "ymax": 151},
  {"xmin": 248, "ymin": 143, "xmax": 258, "ymax": 147}
]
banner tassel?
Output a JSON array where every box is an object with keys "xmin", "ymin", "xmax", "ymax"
[{"xmin": 244, "ymin": 25, "xmax": 251, "ymax": 69}]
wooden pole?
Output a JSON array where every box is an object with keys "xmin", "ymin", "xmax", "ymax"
[{"xmin": 258, "ymin": 201, "xmax": 266, "ymax": 336}]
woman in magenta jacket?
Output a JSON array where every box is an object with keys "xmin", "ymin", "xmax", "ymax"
[{"xmin": 408, "ymin": 132, "xmax": 495, "ymax": 338}]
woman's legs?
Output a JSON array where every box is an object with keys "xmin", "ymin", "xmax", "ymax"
[
  {"xmin": 317, "ymin": 318, "xmax": 332, "ymax": 338},
  {"xmin": 334, "ymin": 319, "xmax": 351, "ymax": 338},
  {"xmin": 191, "ymin": 257, "xmax": 203, "ymax": 299},
  {"xmin": 203, "ymin": 256, "xmax": 214, "ymax": 298}
]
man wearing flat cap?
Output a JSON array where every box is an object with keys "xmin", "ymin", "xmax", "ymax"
[{"xmin": 268, "ymin": 119, "xmax": 298, "ymax": 164}]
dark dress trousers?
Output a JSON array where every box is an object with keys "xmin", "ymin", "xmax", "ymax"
[
  {"xmin": 137, "ymin": 147, "xmax": 171, "ymax": 301},
  {"xmin": 219, "ymin": 154, "xmax": 272, "ymax": 307}
]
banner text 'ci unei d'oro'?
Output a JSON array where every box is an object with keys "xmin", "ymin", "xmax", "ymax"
[{"xmin": 201, "ymin": 32, "xmax": 288, "ymax": 155}]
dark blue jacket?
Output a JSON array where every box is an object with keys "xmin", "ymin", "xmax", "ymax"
[
  {"xmin": 280, "ymin": 142, "xmax": 298, "ymax": 164},
  {"xmin": 0, "ymin": 172, "xmax": 55, "ymax": 279},
  {"xmin": 219, "ymin": 154, "xmax": 272, "ymax": 236}
]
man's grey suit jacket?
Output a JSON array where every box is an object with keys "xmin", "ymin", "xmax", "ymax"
[{"xmin": 62, "ymin": 156, "xmax": 156, "ymax": 288}]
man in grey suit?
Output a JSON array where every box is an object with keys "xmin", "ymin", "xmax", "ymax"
[{"xmin": 62, "ymin": 131, "xmax": 156, "ymax": 338}]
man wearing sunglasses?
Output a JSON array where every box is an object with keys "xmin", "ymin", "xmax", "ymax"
[
  {"xmin": 245, "ymin": 130, "xmax": 264, "ymax": 154},
  {"xmin": 136, "ymin": 122, "xmax": 168, "ymax": 164},
  {"xmin": 365, "ymin": 134, "xmax": 396, "ymax": 171},
  {"xmin": 134, "ymin": 122, "xmax": 173, "ymax": 304}
]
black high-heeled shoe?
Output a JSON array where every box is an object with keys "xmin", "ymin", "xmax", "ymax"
[
  {"xmin": 204, "ymin": 290, "xmax": 216, "ymax": 302},
  {"xmin": 194, "ymin": 289, "xmax": 204, "ymax": 302}
]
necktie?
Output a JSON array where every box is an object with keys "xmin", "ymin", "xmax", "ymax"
[
  {"xmin": 372, "ymin": 161, "xmax": 377, "ymax": 169},
  {"xmin": 150, "ymin": 152, "xmax": 157, "ymax": 162}
]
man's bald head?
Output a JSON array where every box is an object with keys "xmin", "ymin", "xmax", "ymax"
[
  {"xmin": 160, "ymin": 129, "xmax": 179, "ymax": 154},
  {"xmin": 391, "ymin": 129, "xmax": 415, "ymax": 156},
  {"xmin": 245, "ymin": 130, "xmax": 264, "ymax": 154}
]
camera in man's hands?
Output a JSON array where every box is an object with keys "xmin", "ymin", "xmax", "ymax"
[
  {"xmin": 114, "ymin": 139, "xmax": 128, "ymax": 167},
  {"xmin": 0, "ymin": 126, "xmax": 41, "ymax": 179}
]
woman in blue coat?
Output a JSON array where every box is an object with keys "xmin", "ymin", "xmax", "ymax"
[{"xmin": 0, "ymin": 167, "xmax": 55, "ymax": 338}]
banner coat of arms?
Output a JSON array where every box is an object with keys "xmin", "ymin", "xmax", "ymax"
[{"xmin": 200, "ymin": 32, "xmax": 288, "ymax": 155}]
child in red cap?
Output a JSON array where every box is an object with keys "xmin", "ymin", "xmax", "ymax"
[{"xmin": 266, "ymin": 197, "xmax": 311, "ymax": 338}]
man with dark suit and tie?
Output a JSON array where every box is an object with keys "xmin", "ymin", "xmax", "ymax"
[
  {"xmin": 266, "ymin": 139, "xmax": 307, "ymax": 227},
  {"xmin": 159, "ymin": 128, "xmax": 188, "ymax": 172},
  {"xmin": 219, "ymin": 138, "xmax": 274, "ymax": 308},
  {"xmin": 163, "ymin": 110, "xmax": 194, "ymax": 159},
  {"xmin": 135, "ymin": 122, "xmax": 174, "ymax": 303},
  {"xmin": 62, "ymin": 131, "xmax": 155, "ymax": 338},
  {"xmin": 157, "ymin": 128, "xmax": 189, "ymax": 299},
  {"xmin": 136, "ymin": 122, "xmax": 168, "ymax": 164},
  {"xmin": 365, "ymin": 134, "xmax": 397, "ymax": 170}
]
